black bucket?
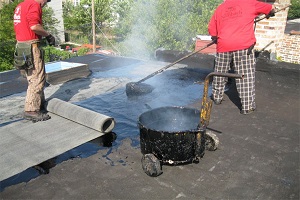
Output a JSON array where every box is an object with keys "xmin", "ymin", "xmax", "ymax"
[{"xmin": 138, "ymin": 106, "xmax": 205, "ymax": 165}]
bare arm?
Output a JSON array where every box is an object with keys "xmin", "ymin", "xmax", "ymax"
[{"xmin": 30, "ymin": 24, "xmax": 50, "ymax": 37}]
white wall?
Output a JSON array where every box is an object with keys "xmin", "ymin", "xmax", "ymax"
[{"xmin": 48, "ymin": 0, "xmax": 65, "ymax": 43}]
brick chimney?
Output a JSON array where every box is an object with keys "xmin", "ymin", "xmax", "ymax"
[{"xmin": 254, "ymin": 0, "xmax": 291, "ymax": 60}]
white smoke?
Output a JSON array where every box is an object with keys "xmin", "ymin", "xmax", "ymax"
[{"xmin": 120, "ymin": 0, "xmax": 158, "ymax": 60}]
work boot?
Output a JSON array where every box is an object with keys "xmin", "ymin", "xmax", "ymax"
[
  {"xmin": 240, "ymin": 108, "xmax": 256, "ymax": 115},
  {"xmin": 210, "ymin": 95, "xmax": 222, "ymax": 105},
  {"xmin": 213, "ymin": 99, "xmax": 222, "ymax": 105},
  {"xmin": 23, "ymin": 111, "xmax": 51, "ymax": 122}
]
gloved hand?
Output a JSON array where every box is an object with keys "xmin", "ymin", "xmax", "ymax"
[
  {"xmin": 20, "ymin": 69, "xmax": 27, "ymax": 78},
  {"xmin": 266, "ymin": 8, "xmax": 277, "ymax": 19},
  {"xmin": 211, "ymin": 36, "xmax": 217, "ymax": 44},
  {"xmin": 46, "ymin": 34, "xmax": 55, "ymax": 46}
]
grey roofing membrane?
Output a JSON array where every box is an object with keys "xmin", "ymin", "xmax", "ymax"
[
  {"xmin": 0, "ymin": 52, "xmax": 299, "ymax": 199},
  {"xmin": 0, "ymin": 112, "xmax": 106, "ymax": 182}
]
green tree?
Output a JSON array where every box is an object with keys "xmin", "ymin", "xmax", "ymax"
[
  {"xmin": 0, "ymin": 1, "xmax": 59, "ymax": 72},
  {"xmin": 0, "ymin": 0, "xmax": 22, "ymax": 71},
  {"xmin": 43, "ymin": 6, "xmax": 60, "ymax": 37},
  {"xmin": 63, "ymin": 0, "xmax": 112, "ymax": 44},
  {"xmin": 62, "ymin": 1, "xmax": 76, "ymax": 31},
  {"xmin": 288, "ymin": 0, "xmax": 300, "ymax": 19},
  {"xmin": 112, "ymin": 0, "xmax": 134, "ymax": 38},
  {"xmin": 114, "ymin": 0, "xmax": 222, "ymax": 59}
]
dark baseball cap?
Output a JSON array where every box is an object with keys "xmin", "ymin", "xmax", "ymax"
[{"xmin": 47, "ymin": 0, "xmax": 51, "ymax": 2}]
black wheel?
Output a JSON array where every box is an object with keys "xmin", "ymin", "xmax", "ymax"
[
  {"xmin": 205, "ymin": 130, "xmax": 219, "ymax": 151},
  {"xmin": 141, "ymin": 154, "xmax": 163, "ymax": 177}
]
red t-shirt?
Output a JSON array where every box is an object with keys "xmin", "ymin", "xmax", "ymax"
[
  {"xmin": 14, "ymin": 0, "xmax": 42, "ymax": 41},
  {"xmin": 208, "ymin": 0, "xmax": 272, "ymax": 53}
]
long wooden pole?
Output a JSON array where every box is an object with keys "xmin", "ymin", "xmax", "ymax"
[{"xmin": 92, "ymin": 0, "xmax": 96, "ymax": 53}]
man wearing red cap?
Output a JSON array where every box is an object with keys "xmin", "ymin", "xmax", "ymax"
[
  {"xmin": 208, "ymin": 0, "xmax": 275, "ymax": 114},
  {"xmin": 13, "ymin": 0, "xmax": 55, "ymax": 122}
]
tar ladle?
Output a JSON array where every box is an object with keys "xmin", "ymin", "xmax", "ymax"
[
  {"xmin": 199, "ymin": 72, "xmax": 243, "ymax": 130},
  {"xmin": 125, "ymin": 40, "xmax": 216, "ymax": 97},
  {"xmin": 198, "ymin": 72, "xmax": 243, "ymax": 152}
]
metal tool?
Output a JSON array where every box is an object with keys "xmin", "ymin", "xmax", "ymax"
[
  {"xmin": 255, "ymin": 41, "xmax": 275, "ymax": 58},
  {"xmin": 198, "ymin": 72, "xmax": 243, "ymax": 130},
  {"xmin": 254, "ymin": 4, "xmax": 291, "ymax": 23},
  {"xmin": 195, "ymin": 72, "xmax": 243, "ymax": 154},
  {"xmin": 138, "ymin": 72, "xmax": 243, "ymax": 177}
]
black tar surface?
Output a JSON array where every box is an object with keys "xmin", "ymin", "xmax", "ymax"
[{"xmin": 0, "ymin": 52, "xmax": 299, "ymax": 199}]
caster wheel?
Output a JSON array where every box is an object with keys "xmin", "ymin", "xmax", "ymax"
[
  {"xmin": 141, "ymin": 154, "xmax": 163, "ymax": 177},
  {"xmin": 205, "ymin": 130, "xmax": 219, "ymax": 151}
]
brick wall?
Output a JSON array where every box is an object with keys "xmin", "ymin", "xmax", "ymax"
[
  {"xmin": 254, "ymin": 0, "xmax": 298, "ymax": 63},
  {"xmin": 277, "ymin": 34, "xmax": 300, "ymax": 64}
]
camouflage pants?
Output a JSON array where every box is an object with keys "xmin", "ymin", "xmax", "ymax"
[{"xmin": 19, "ymin": 42, "xmax": 46, "ymax": 112}]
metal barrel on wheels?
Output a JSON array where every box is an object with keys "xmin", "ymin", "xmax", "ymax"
[{"xmin": 137, "ymin": 72, "xmax": 243, "ymax": 177}]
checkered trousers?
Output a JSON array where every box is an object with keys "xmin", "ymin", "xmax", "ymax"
[{"xmin": 212, "ymin": 49, "xmax": 256, "ymax": 111}]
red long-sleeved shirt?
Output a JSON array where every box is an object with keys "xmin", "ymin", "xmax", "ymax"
[
  {"xmin": 14, "ymin": 0, "xmax": 42, "ymax": 41},
  {"xmin": 208, "ymin": 0, "xmax": 272, "ymax": 53}
]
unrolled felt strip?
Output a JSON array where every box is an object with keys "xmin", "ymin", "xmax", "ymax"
[{"xmin": 46, "ymin": 98, "xmax": 115, "ymax": 133}]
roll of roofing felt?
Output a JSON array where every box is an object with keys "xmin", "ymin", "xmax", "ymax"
[{"xmin": 46, "ymin": 98, "xmax": 115, "ymax": 133}]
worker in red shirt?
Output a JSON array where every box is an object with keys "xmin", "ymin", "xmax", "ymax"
[
  {"xmin": 13, "ymin": 0, "xmax": 55, "ymax": 122},
  {"xmin": 208, "ymin": 0, "xmax": 275, "ymax": 114}
]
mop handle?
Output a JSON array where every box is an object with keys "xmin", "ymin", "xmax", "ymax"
[
  {"xmin": 254, "ymin": 4, "xmax": 291, "ymax": 23},
  {"xmin": 136, "ymin": 40, "xmax": 216, "ymax": 84}
]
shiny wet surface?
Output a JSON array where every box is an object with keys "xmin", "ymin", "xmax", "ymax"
[
  {"xmin": 79, "ymin": 66, "xmax": 209, "ymax": 142},
  {"xmin": 1, "ymin": 59, "xmax": 211, "ymax": 190},
  {"xmin": 138, "ymin": 106, "xmax": 200, "ymax": 132}
]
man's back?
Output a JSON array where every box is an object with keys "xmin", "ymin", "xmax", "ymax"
[{"xmin": 208, "ymin": 0, "xmax": 272, "ymax": 52}]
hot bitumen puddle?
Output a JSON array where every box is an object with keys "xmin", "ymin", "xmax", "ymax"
[{"xmin": 0, "ymin": 61, "xmax": 211, "ymax": 191}]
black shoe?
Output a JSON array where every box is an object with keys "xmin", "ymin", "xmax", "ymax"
[
  {"xmin": 210, "ymin": 95, "xmax": 222, "ymax": 105},
  {"xmin": 240, "ymin": 108, "xmax": 255, "ymax": 115},
  {"xmin": 213, "ymin": 99, "xmax": 222, "ymax": 105}
]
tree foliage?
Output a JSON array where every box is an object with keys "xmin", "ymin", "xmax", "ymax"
[
  {"xmin": 62, "ymin": 0, "xmax": 299, "ymax": 60},
  {"xmin": 0, "ymin": 0, "xmax": 22, "ymax": 71},
  {"xmin": 43, "ymin": 46, "xmax": 88, "ymax": 62},
  {"xmin": 288, "ymin": 0, "xmax": 300, "ymax": 19},
  {"xmin": 63, "ymin": 0, "xmax": 112, "ymax": 33},
  {"xmin": 43, "ymin": 6, "xmax": 60, "ymax": 36},
  {"xmin": 61, "ymin": 0, "xmax": 222, "ymax": 59},
  {"xmin": 114, "ymin": 0, "xmax": 222, "ymax": 59},
  {"xmin": 0, "ymin": 1, "xmax": 59, "ymax": 72},
  {"xmin": 62, "ymin": 0, "xmax": 113, "ymax": 44}
]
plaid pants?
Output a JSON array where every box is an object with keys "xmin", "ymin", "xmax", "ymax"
[{"xmin": 212, "ymin": 49, "xmax": 256, "ymax": 111}]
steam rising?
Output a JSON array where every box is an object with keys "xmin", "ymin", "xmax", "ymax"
[
  {"xmin": 120, "ymin": 1, "xmax": 158, "ymax": 60},
  {"xmin": 139, "ymin": 107, "xmax": 200, "ymax": 132},
  {"xmin": 118, "ymin": 0, "xmax": 214, "ymax": 60}
]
